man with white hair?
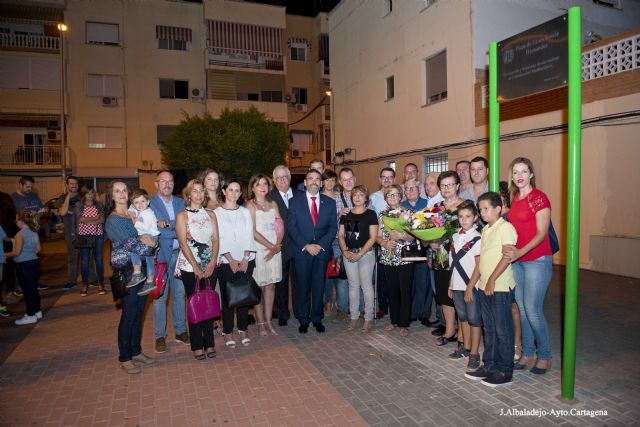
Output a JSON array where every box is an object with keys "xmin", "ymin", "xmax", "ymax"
[{"xmin": 424, "ymin": 172, "xmax": 444, "ymax": 208}]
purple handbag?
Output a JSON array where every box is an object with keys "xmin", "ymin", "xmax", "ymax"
[{"xmin": 187, "ymin": 278, "xmax": 221, "ymax": 324}]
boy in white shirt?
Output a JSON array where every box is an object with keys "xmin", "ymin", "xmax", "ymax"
[{"xmin": 128, "ymin": 189, "xmax": 160, "ymax": 296}]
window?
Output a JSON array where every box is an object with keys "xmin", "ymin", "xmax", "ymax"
[
  {"xmin": 0, "ymin": 57, "xmax": 59, "ymax": 90},
  {"xmin": 87, "ymin": 74, "xmax": 123, "ymax": 97},
  {"xmin": 387, "ymin": 160, "xmax": 396, "ymax": 171},
  {"xmin": 86, "ymin": 22, "xmax": 119, "ymax": 46},
  {"xmin": 237, "ymin": 92, "xmax": 259, "ymax": 101},
  {"xmin": 383, "ymin": 0, "xmax": 393, "ymax": 16},
  {"xmin": 88, "ymin": 127, "xmax": 123, "ymax": 149},
  {"xmin": 424, "ymin": 50, "xmax": 447, "ymax": 105},
  {"xmin": 157, "ymin": 125, "xmax": 177, "ymax": 146},
  {"xmin": 159, "ymin": 79, "xmax": 188, "ymax": 99},
  {"xmin": 261, "ymin": 91, "xmax": 283, "ymax": 102},
  {"xmin": 424, "ymin": 154, "xmax": 448, "ymax": 173},
  {"xmin": 386, "ymin": 75, "xmax": 395, "ymax": 100},
  {"xmin": 290, "ymin": 45, "xmax": 306, "ymax": 61},
  {"xmin": 292, "ymin": 87, "xmax": 308, "ymax": 105},
  {"xmin": 156, "ymin": 25, "xmax": 192, "ymax": 51}
]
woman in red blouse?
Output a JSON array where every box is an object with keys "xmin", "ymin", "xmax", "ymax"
[{"xmin": 503, "ymin": 157, "xmax": 553, "ymax": 374}]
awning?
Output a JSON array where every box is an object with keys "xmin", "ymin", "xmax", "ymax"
[
  {"xmin": 288, "ymin": 37, "xmax": 311, "ymax": 49},
  {"xmin": 208, "ymin": 20, "xmax": 283, "ymax": 55}
]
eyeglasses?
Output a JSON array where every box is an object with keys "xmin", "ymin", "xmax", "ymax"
[
  {"xmin": 440, "ymin": 183, "xmax": 457, "ymax": 190},
  {"xmin": 156, "ymin": 179, "xmax": 174, "ymax": 185},
  {"xmin": 386, "ymin": 193, "xmax": 401, "ymax": 198},
  {"xmin": 380, "ymin": 175, "xmax": 394, "ymax": 180},
  {"xmin": 275, "ymin": 176, "xmax": 290, "ymax": 181}
]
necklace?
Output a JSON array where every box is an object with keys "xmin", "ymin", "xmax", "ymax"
[{"xmin": 253, "ymin": 199, "xmax": 269, "ymax": 210}]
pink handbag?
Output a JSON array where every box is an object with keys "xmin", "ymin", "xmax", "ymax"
[{"xmin": 187, "ymin": 278, "xmax": 221, "ymax": 324}]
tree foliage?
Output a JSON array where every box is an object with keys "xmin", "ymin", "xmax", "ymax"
[{"xmin": 161, "ymin": 107, "xmax": 288, "ymax": 181}]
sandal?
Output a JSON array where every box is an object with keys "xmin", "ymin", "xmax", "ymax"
[
  {"xmin": 257, "ymin": 322, "xmax": 268, "ymax": 337},
  {"xmin": 267, "ymin": 322, "xmax": 279, "ymax": 335},
  {"xmin": 384, "ymin": 323, "xmax": 396, "ymax": 332},
  {"xmin": 222, "ymin": 333, "xmax": 236, "ymax": 348},
  {"xmin": 347, "ymin": 319, "xmax": 358, "ymax": 331},
  {"xmin": 436, "ymin": 334, "xmax": 457, "ymax": 346},
  {"xmin": 399, "ymin": 327, "xmax": 409, "ymax": 337},
  {"xmin": 238, "ymin": 331, "xmax": 251, "ymax": 346},
  {"xmin": 514, "ymin": 344, "xmax": 522, "ymax": 362},
  {"xmin": 362, "ymin": 320, "xmax": 372, "ymax": 333},
  {"xmin": 206, "ymin": 348, "xmax": 216, "ymax": 358},
  {"xmin": 194, "ymin": 351, "xmax": 206, "ymax": 360}
]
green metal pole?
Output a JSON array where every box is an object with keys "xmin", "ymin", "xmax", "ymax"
[
  {"xmin": 488, "ymin": 42, "xmax": 499, "ymax": 192},
  {"xmin": 562, "ymin": 7, "xmax": 582, "ymax": 400}
]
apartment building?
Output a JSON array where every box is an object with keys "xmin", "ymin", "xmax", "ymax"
[
  {"xmin": 0, "ymin": 0, "xmax": 331, "ymax": 198},
  {"xmin": 329, "ymin": 0, "xmax": 640, "ymax": 276}
]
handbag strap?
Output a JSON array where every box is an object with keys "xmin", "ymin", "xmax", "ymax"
[{"xmin": 204, "ymin": 277, "xmax": 213, "ymax": 291}]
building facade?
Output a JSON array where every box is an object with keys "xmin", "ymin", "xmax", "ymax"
[
  {"xmin": 329, "ymin": 0, "xmax": 640, "ymax": 276},
  {"xmin": 0, "ymin": 0, "xmax": 331, "ymax": 198}
]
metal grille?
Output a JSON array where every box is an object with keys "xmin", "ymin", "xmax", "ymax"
[{"xmin": 424, "ymin": 154, "xmax": 448, "ymax": 173}]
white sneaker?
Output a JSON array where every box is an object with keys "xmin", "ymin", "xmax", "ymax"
[
  {"xmin": 35, "ymin": 310, "xmax": 43, "ymax": 320},
  {"xmin": 15, "ymin": 314, "xmax": 38, "ymax": 325}
]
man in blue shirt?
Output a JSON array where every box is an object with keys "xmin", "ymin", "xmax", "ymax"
[
  {"xmin": 400, "ymin": 179, "xmax": 428, "ymax": 210},
  {"xmin": 11, "ymin": 176, "xmax": 44, "ymax": 213}
]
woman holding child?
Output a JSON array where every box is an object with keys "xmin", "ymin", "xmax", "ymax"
[
  {"xmin": 503, "ymin": 157, "xmax": 553, "ymax": 374},
  {"xmin": 175, "ymin": 179, "xmax": 220, "ymax": 360},
  {"xmin": 104, "ymin": 181, "xmax": 158, "ymax": 374}
]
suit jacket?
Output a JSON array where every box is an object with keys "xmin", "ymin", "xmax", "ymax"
[
  {"xmin": 149, "ymin": 194, "xmax": 185, "ymax": 263},
  {"xmin": 287, "ymin": 192, "xmax": 337, "ymax": 259},
  {"xmin": 270, "ymin": 187, "xmax": 303, "ymax": 253}
]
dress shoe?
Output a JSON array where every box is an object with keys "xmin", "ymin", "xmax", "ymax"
[
  {"xmin": 426, "ymin": 320, "xmax": 440, "ymax": 327},
  {"xmin": 431, "ymin": 325, "xmax": 446, "ymax": 336},
  {"xmin": 376, "ymin": 310, "xmax": 386, "ymax": 320},
  {"xmin": 313, "ymin": 322, "xmax": 326, "ymax": 333},
  {"xmin": 298, "ymin": 323, "xmax": 309, "ymax": 334},
  {"xmin": 278, "ymin": 319, "xmax": 288, "ymax": 327}
]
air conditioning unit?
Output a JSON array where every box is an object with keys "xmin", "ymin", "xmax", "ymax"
[
  {"xmin": 47, "ymin": 130, "xmax": 61, "ymax": 141},
  {"xmin": 191, "ymin": 88, "xmax": 205, "ymax": 100},
  {"xmin": 290, "ymin": 149, "xmax": 302, "ymax": 158},
  {"xmin": 102, "ymin": 96, "xmax": 118, "ymax": 107},
  {"xmin": 294, "ymin": 103, "xmax": 307, "ymax": 113},
  {"xmin": 285, "ymin": 93, "xmax": 297, "ymax": 104}
]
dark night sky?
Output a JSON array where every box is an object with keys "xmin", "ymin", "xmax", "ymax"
[{"xmin": 245, "ymin": 0, "xmax": 341, "ymax": 17}]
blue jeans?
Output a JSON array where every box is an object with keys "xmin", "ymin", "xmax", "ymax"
[
  {"xmin": 324, "ymin": 277, "xmax": 349, "ymax": 312},
  {"xmin": 80, "ymin": 235, "xmax": 104, "ymax": 285},
  {"xmin": 513, "ymin": 256, "xmax": 552, "ymax": 360},
  {"xmin": 153, "ymin": 250, "xmax": 186, "ymax": 339},
  {"xmin": 478, "ymin": 288, "xmax": 514, "ymax": 375},
  {"xmin": 118, "ymin": 277, "xmax": 146, "ymax": 362},
  {"xmin": 452, "ymin": 289, "xmax": 482, "ymax": 327}
]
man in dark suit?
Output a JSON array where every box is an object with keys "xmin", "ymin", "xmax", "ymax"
[
  {"xmin": 287, "ymin": 169, "xmax": 337, "ymax": 333},
  {"xmin": 270, "ymin": 165, "xmax": 303, "ymax": 326}
]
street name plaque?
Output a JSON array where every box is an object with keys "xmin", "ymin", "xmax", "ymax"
[{"xmin": 498, "ymin": 14, "xmax": 568, "ymax": 101}]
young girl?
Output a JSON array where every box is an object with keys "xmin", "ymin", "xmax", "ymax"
[
  {"xmin": 5, "ymin": 211, "xmax": 42, "ymax": 325},
  {"xmin": 128, "ymin": 189, "xmax": 160, "ymax": 296},
  {"xmin": 448, "ymin": 200, "xmax": 482, "ymax": 370}
]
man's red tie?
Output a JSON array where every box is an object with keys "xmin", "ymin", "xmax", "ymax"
[{"xmin": 310, "ymin": 196, "xmax": 318, "ymax": 225}]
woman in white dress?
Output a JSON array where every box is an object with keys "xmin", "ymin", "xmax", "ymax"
[{"xmin": 247, "ymin": 174, "xmax": 283, "ymax": 336}]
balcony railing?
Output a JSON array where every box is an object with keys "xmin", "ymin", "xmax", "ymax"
[
  {"xmin": 0, "ymin": 33, "xmax": 60, "ymax": 51},
  {"xmin": 0, "ymin": 144, "xmax": 61, "ymax": 166},
  {"xmin": 582, "ymin": 32, "xmax": 640, "ymax": 81},
  {"xmin": 207, "ymin": 46, "xmax": 283, "ymax": 71}
]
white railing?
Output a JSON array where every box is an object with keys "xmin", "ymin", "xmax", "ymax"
[
  {"xmin": 0, "ymin": 144, "xmax": 61, "ymax": 166},
  {"xmin": 0, "ymin": 33, "xmax": 60, "ymax": 51},
  {"xmin": 207, "ymin": 46, "xmax": 283, "ymax": 71},
  {"xmin": 582, "ymin": 33, "xmax": 640, "ymax": 81}
]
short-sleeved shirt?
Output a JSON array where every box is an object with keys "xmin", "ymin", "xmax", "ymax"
[
  {"xmin": 449, "ymin": 228, "xmax": 481, "ymax": 291},
  {"xmin": 478, "ymin": 218, "xmax": 517, "ymax": 292},
  {"xmin": 459, "ymin": 182, "xmax": 489, "ymax": 203},
  {"xmin": 56, "ymin": 193, "xmax": 80, "ymax": 235},
  {"xmin": 11, "ymin": 192, "xmax": 43, "ymax": 212},
  {"xmin": 401, "ymin": 197, "xmax": 428, "ymax": 211},
  {"xmin": 340, "ymin": 209, "xmax": 378, "ymax": 250},
  {"xmin": 506, "ymin": 188, "xmax": 552, "ymax": 262}
]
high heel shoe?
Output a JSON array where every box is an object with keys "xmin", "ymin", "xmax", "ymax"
[
  {"xmin": 267, "ymin": 322, "xmax": 278, "ymax": 335},
  {"xmin": 513, "ymin": 356, "xmax": 535, "ymax": 370},
  {"xmin": 256, "ymin": 322, "xmax": 268, "ymax": 337},
  {"xmin": 362, "ymin": 320, "xmax": 372, "ymax": 333},
  {"xmin": 530, "ymin": 359, "xmax": 552, "ymax": 375}
]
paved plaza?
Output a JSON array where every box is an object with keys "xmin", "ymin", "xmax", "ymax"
[{"xmin": 1, "ymin": 237, "xmax": 638, "ymax": 426}]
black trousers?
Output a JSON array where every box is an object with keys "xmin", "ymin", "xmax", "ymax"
[
  {"xmin": 16, "ymin": 260, "xmax": 39, "ymax": 316},
  {"xmin": 117, "ymin": 276, "xmax": 146, "ymax": 363},
  {"xmin": 384, "ymin": 263, "xmax": 415, "ymax": 328},
  {"xmin": 376, "ymin": 259, "xmax": 389, "ymax": 312},
  {"xmin": 218, "ymin": 261, "xmax": 255, "ymax": 334},
  {"xmin": 181, "ymin": 270, "xmax": 216, "ymax": 352}
]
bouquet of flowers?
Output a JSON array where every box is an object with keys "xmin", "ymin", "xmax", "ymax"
[
  {"xmin": 381, "ymin": 207, "xmax": 413, "ymax": 233},
  {"xmin": 406, "ymin": 206, "xmax": 456, "ymax": 242}
]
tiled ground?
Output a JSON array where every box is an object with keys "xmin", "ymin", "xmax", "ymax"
[{"xmin": 1, "ymin": 237, "xmax": 639, "ymax": 426}]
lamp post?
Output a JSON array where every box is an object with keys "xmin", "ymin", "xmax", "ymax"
[
  {"xmin": 57, "ymin": 23, "xmax": 68, "ymax": 187},
  {"xmin": 325, "ymin": 89, "xmax": 335, "ymax": 166}
]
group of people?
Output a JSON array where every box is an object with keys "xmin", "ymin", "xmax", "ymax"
[{"xmin": 0, "ymin": 155, "xmax": 554, "ymax": 387}]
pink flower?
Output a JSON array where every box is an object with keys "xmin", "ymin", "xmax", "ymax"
[{"xmin": 432, "ymin": 217, "xmax": 444, "ymax": 227}]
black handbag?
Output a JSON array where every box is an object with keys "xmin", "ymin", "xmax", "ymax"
[
  {"xmin": 110, "ymin": 266, "xmax": 130, "ymax": 301},
  {"xmin": 226, "ymin": 271, "xmax": 261, "ymax": 308},
  {"xmin": 74, "ymin": 234, "xmax": 97, "ymax": 249}
]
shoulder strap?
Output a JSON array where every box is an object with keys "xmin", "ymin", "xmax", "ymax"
[
  {"xmin": 340, "ymin": 191, "xmax": 349, "ymax": 208},
  {"xmin": 450, "ymin": 236, "xmax": 481, "ymax": 284}
]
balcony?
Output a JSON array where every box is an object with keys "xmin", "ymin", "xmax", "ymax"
[
  {"xmin": 207, "ymin": 47, "xmax": 284, "ymax": 73},
  {"xmin": 0, "ymin": 144, "xmax": 66, "ymax": 170},
  {"xmin": 206, "ymin": 99, "xmax": 288, "ymax": 123},
  {"xmin": 0, "ymin": 33, "xmax": 59, "ymax": 52}
]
